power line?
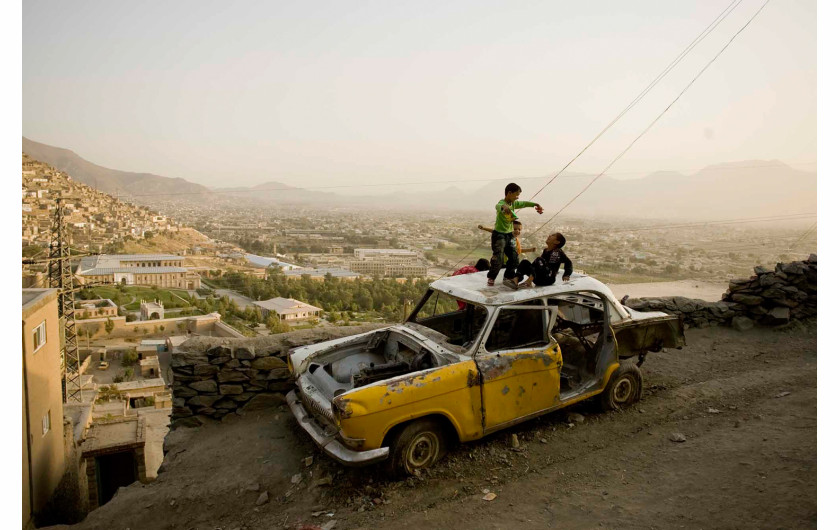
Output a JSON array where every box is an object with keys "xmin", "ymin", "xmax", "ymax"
[
  {"xmin": 787, "ymin": 222, "xmax": 817, "ymax": 251},
  {"xmin": 527, "ymin": 0, "xmax": 743, "ymax": 201},
  {"xmin": 527, "ymin": 0, "xmax": 773, "ymax": 242}
]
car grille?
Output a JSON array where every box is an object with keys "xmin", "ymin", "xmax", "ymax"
[{"xmin": 300, "ymin": 387, "xmax": 335, "ymax": 425}]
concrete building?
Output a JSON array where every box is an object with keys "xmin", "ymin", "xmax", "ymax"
[
  {"xmin": 74, "ymin": 299, "xmax": 118, "ymax": 320},
  {"xmin": 22, "ymin": 289, "xmax": 66, "ymax": 528},
  {"xmin": 349, "ymin": 248, "xmax": 427, "ymax": 278},
  {"xmin": 139, "ymin": 300, "xmax": 164, "ymax": 320},
  {"xmin": 80, "ymin": 416, "xmax": 147, "ymax": 509},
  {"xmin": 353, "ymin": 248, "xmax": 418, "ymax": 261},
  {"xmin": 253, "ymin": 297, "xmax": 322, "ymax": 321},
  {"xmin": 76, "ymin": 254, "xmax": 201, "ymax": 289}
]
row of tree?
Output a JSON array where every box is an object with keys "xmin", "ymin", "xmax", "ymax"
[{"xmin": 213, "ymin": 272, "xmax": 432, "ymax": 321}]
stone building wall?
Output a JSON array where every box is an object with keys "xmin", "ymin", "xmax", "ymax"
[
  {"xmin": 626, "ymin": 255, "xmax": 816, "ymax": 330},
  {"xmin": 168, "ymin": 324, "xmax": 384, "ymax": 427}
]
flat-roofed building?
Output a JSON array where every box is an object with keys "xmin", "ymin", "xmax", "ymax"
[
  {"xmin": 254, "ymin": 297, "xmax": 322, "ymax": 321},
  {"xmin": 353, "ymin": 248, "xmax": 417, "ymax": 262},
  {"xmin": 76, "ymin": 254, "xmax": 201, "ymax": 289},
  {"xmin": 22, "ymin": 289, "xmax": 66, "ymax": 528}
]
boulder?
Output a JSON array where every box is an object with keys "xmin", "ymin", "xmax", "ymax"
[
  {"xmin": 188, "ymin": 380, "xmax": 218, "ymax": 393},
  {"xmin": 193, "ymin": 364, "xmax": 220, "ymax": 377},
  {"xmin": 215, "ymin": 399, "xmax": 239, "ymax": 409},
  {"xmin": 251, "ymin": 356, "xmax": 287, "ymax": 371},
  {"xmin": 731, "ymin": 293, "xmax": 763, "ymax": 306},
  {"xmin": 267, "ymin": 367, "xmax": 290, "ymax": 381},
  {"xmin": 759, "ymin": 274, "xmax": 784, "ymax": 287},
  {"xmin": 187, "ymin": 395, "xmax": 221, "ymax": 408},
  {"xmin": 230, "ymin": 392, "xmax": 256, "ymax": 402},
  {"xmin": 218, "ymin": 369, "xmax": 250, "ymax": 383},
  {"xmin": 207, "ymin": 345, "xmax": 233, "ymax": 359},
  {"xmin": 754, "ymin": 265, "xmax": 771, "ymax": 275},
  {"xmin": 219, "ymin": 384, "xmax": 245, "ymax": 395},
  {"xmin": 808, "ymin": 253, "xmax": 817, "ymax": 264},
  {"xmin": 234, "ymin": 346, "xmax": 256, "ymax": 360},
  {"xmin": 731, "ymin": 316, "xmax": 754, "ymax": 331},
  {"xmin": 764, "ymin": 307, "xmax": 791, "ymax": 326}
]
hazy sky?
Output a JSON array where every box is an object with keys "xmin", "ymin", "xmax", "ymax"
[{"xmin": 23, "ymin": 0, "xmax": 816, "ymax": 190}]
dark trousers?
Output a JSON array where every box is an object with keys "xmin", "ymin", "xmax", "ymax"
[
  {"xmin": 514, "ymin": 257, "xmax": 556, "ymax": 286},
  {"xmin": 487, "ymin": 231, "xmax": 519, "ymax": 280}
]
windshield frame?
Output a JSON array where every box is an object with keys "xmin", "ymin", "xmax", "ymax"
[{"xmin": 406, "ymin": 288, "xmax": 489, "ymax": 354}]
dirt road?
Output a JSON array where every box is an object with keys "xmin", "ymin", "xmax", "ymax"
[{"xmin": 67, "ymin": 323, "xmax": 816, "ymax": 530}]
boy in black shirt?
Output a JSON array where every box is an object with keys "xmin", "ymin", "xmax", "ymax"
[{"xmin": 508, "ymin": 232, "xmax": 573, "ymax": 289}]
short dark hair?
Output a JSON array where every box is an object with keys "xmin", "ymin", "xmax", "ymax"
[
  {"xmin": 552, "ymin": 232, "xmax": 566, "ymax": 248},
  {"xmin": 504, "ymin": 183, "xmax": 522, "ymax": 195},
  {"xmin": 512, "ymin": 220, "xmax": 522, "ymax": 226},
  {"xmin": 474, "ymin": 258, "xmax": 490, "ymax": 271}
]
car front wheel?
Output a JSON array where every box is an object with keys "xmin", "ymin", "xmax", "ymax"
[{"xmin": 386, "ymin": 418, "xmax": 447, "ymax": 477}]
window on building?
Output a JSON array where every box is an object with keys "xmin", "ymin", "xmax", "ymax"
[
  {"xmin": 33, "ymin": 321, "xmax": 46, "ymax": 353},
  {"xmin": 41, "ymin": 410, "xmax": 50, "ymax": 436}
]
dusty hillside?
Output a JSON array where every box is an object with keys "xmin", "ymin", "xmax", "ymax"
[
  {"xmin": 119, "ymin": 228, "xmax": 212, "ymax": 255},
  {"xmin": 61, "ymin": 323, "xmax": 816, "ymax": 530}
]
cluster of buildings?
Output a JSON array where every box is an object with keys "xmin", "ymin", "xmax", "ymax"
[
  {"xmin": 22, "ymin": 285, "xmax": 247, "ymax": 528},
  {"xmin": 21, "ymin": 154, "xmax": 178, "ymax": 252}
]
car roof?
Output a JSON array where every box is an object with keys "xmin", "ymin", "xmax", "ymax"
[{"xmin": 430, "ymin": 271, "xmax": 630, "ymax": 318}]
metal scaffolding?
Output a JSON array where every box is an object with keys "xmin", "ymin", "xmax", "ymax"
[{"xmin": 47, "ymin": 197, "xmax": 82, "ymax": 403}]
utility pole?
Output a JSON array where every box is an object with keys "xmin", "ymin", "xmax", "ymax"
[{"xmin": 48, "ymin": 196, "xmax": 83, "ymax": 403}]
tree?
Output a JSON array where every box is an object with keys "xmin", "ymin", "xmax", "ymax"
[
  {"xmin": 104, "ymin": 318, "xmax": 115, "ymax": 335},
  {"xmin": 121, "ymin": 351, "xmax": 138, "ymax": 366}
]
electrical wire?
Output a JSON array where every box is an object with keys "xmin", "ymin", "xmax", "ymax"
[
  {"xmin": 527, "ymin": 0, "xmax": 743, "ymax": 201},
  {"xmin": 527, "ymin": 0, "xmax": 773, "ymax": 243}
]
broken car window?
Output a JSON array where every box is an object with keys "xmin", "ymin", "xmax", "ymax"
[{"xmin": 484, "ymin": 308, "xmax": 550, "ymax": 352}]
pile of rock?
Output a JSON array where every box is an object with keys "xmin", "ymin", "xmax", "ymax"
[
  {"xmin": 625, "ymin": 296, "xmax": 737, "ymax": 329},
  {"xmin": 722, "ymin": 254, "xmax": 817, "ymax": 327},
  {"xmin": 626, "ymin": 255, "xmax": 816, "ymax": 331},
  {"xmin": 169, "ymin": 324, "xmax": 383, "ymax": 427}
]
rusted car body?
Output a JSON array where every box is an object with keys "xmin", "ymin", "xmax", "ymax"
[{"xmin": 286, "ymin": 272, "xmax": 684, "ymax": 475}]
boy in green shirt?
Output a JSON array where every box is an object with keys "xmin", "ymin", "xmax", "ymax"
[{"xmin": 486, "ymin": 183, "xmax": 543, "ymax": 287}]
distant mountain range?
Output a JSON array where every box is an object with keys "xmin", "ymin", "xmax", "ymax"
[
  {"xmin": 23, "ymin": 137, "xmax": 816, "ymax": 221},
  {"xmin": 22, "ymin": 137, "xmax": 210, "ymax": 199}
]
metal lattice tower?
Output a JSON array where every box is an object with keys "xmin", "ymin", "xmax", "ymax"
[{"xmin": 48, "ymin": 197, "xmax": 82, "ymax": 403}]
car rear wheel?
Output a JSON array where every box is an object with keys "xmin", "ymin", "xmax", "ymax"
[
  {"xmin": 600, "ymin": 360, "xmax": 643, "ymax": 411},
  {"xmin": 386, "ymin": 418, "xmax": 447, "ymax": 477}
]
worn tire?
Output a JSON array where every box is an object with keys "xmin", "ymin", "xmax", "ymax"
[
  {"xmin": 385, "ymin": 418, "xmax": 447, "ymax": 478},
  {"xmin": 599, "ymin": 360, "xmax": 643, "ymax": 411}
]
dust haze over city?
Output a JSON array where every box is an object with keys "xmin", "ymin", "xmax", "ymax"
[{"xmin": 20, "ymin": 1, "xmax": 820, "ymax": 529}]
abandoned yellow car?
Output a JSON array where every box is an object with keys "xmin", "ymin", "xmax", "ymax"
[{"xmin": 287, "ymin": 271, "xmax": 684, "ymax": 476}]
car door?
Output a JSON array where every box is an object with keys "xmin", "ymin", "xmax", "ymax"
[{"xmin": 475, "ymin": 304, "xmax": 560, "ymax": 434}]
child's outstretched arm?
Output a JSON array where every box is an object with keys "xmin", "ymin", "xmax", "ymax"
[
  {"xmin": 477, "ymin": 225, "xmax": 493, "ymax": 233},
  {"xmin": 513, "ymin": 200, "xmax": 544, "ymax": 214}
]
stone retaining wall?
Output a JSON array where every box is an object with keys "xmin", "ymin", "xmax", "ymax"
[
  {"xmin": 168, "ymin": 324, "xmax": 384, "ymax": 427},
  {"xmin": 626, "ymin": 255, "xmax": 816, "ymax": 330}
]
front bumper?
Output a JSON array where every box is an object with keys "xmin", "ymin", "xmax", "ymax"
[{"xmin": 285, "ymin": 390, "xmax": 390, "ymax": 467}]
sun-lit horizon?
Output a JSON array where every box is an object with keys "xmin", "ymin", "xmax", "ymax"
[{"xmin": 23, "ymin": 0, "xmax": 815, "ymax": 190}]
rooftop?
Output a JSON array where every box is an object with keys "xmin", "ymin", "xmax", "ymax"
[
  {"xmin": 429, "ymin": 271, "xmax": 629, "ymax": 319},
  {"xmin": 79, "ymin": 266, "xmax": 188, "ymax": 275},
  {"xmin": 22, "ymin": 288, "xmax": 54, "ymax": 307},
  {"xmin": 77, "ymin": 254, "xmax": 184, "ymax": 274},
  {"xmin": 254, "ymin": 297, "xmax": 321, "ymax": 315},
  {"xmin": 22, "ymin": 288, "xmax": 57, "ymax": 318}
]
